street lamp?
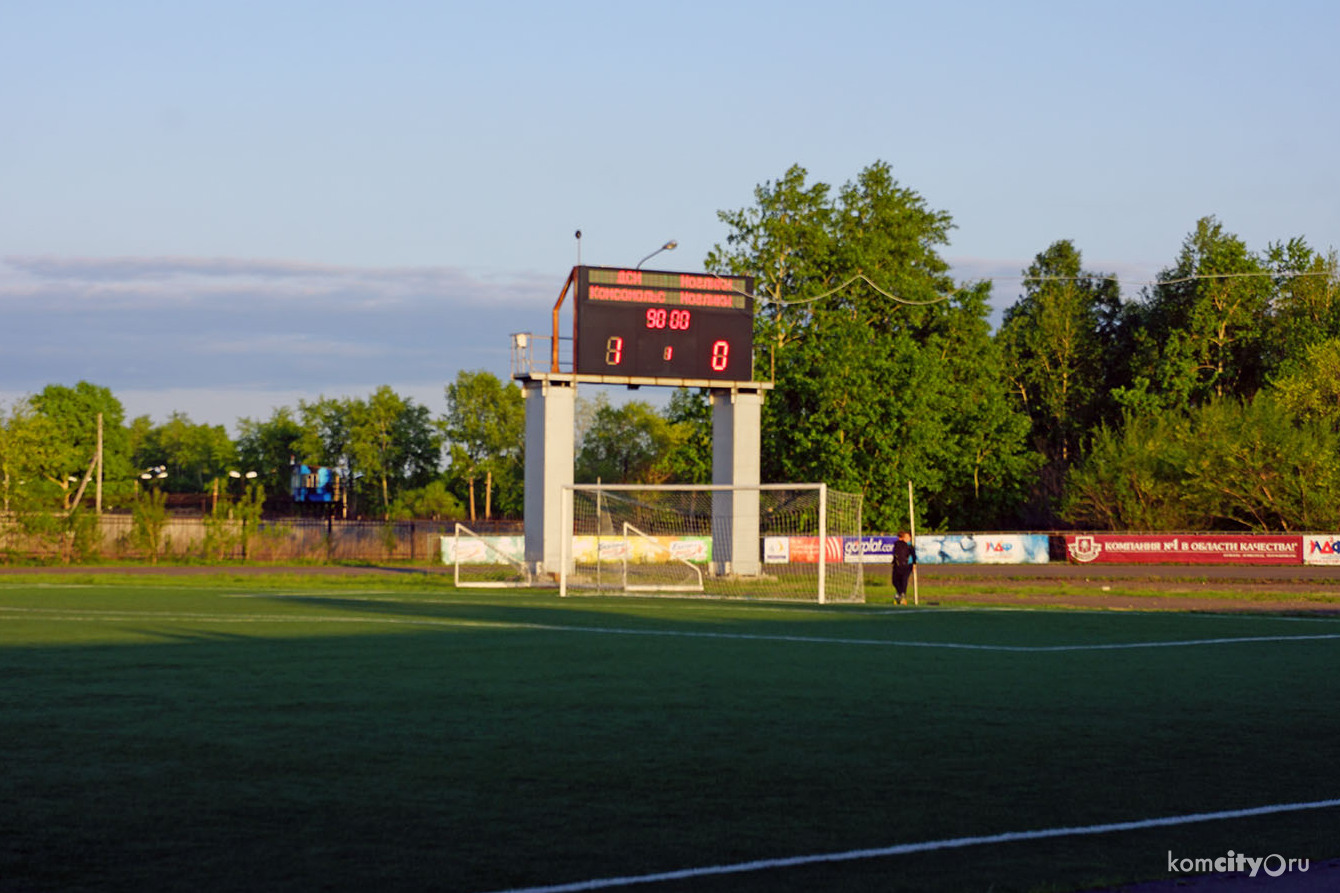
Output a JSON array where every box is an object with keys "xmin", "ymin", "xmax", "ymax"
[
  {"xmin": 137, "ymin": 466, "xmax": 168, "ymax": 497},
  {"xmin": 635, "ymin": 239, "xmax": 678, "ymax": 270}
]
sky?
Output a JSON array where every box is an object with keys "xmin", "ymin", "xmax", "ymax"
[{"xmin": 2, "ymin": 0, "xmax": 1337, "ymax": 433}]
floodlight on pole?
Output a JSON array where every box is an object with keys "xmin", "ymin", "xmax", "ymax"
[{"xmin": 635, "ymin": 239, "xmax": 678, "ymax": 269}]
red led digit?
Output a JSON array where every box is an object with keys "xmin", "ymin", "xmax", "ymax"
[
  {"xmin": 605, "ymin": 336, "xmax": 623, "ymax": 365},
  {"xmin": 645, "ymin": 308, "xmax": 667, "ymax": 329},
  {"xmin": 669, "ymin": 309, "xmax": 691, "ymax": 330},
  {"xmin": 711, "ymin": 340, "xmax": 729, "ymax": 371}
]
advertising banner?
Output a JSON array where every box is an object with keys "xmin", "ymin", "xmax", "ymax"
[
  {"xmin": 1065, "ymin": 534, "xmax": 1302, "ymax": 565},
  {"xmin": 763, "ymin": 536, "xmax": 845, "ymax": 564},
  {"xmin": 1303, "ymin": 535, "xmax": 1340, "ymax": 566},
  {"xmin": 843, "ymin": 536, "xmax": 899, "ymax": 564},
  {"xmin": 777, "ymin": 535, "xmax": 1051, "ymax": 565},
  {"xmin": 915, "ymin": 534, "xmax": 1050, "ymax": 565},
  {"xmin": 443, "ymin": 536, "xmax": 712, "ymax": 565},
  {"xmin": 440, "ymin": 535, "xmax": 524, "ymax": 565},
  {"xmin": 570, "ymin": 535, "xmax": 712, "ymax": 565}
]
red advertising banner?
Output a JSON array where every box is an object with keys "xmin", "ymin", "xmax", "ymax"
[{"xmin": 1065, "ymin": 535, "xmax": 1302, "ymax": 565}]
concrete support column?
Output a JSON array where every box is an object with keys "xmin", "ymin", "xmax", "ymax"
[
  {"xmin": 523, "ymin": 377, "xmax": 575, "ymax": 577},
  {"xmin": 710, "ymin": 386, "xmax": 763, "ymax": 576}
]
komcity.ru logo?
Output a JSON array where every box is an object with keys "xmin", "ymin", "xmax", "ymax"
[{"xmin": 1168, "ymin": 850, "xmax": 1310, "ymax": 878}]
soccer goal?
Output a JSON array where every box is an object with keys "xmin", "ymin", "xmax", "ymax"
[
  {"xmin": 560, "ymin": 483, "xmax": 863, "ymax": 603},
  {"xmin": 448, "ymin": 523, "xmax": 531, "ymax": 588}
]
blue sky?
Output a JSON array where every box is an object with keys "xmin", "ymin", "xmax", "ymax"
[{"xmin": 3, "ymin": 0, "xmax": 1336, "ymax": 431}]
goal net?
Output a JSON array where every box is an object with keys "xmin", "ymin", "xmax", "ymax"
[
  {"xmin": 447, "ymin": 523, "xmax": 531, "ymax": 588},
  {"xmin": 560, "ymin": 483, "xmax": 863, "ymax": 603}
]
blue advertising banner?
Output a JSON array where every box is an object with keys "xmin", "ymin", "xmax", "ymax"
[{"xmin": 912, "ymin": 534, "xmax": 1050, "ymax": 565}]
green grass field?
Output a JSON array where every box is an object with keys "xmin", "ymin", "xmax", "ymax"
[{"xmin": 2, "ymin": 574, "xmax": 1337, "ymax": 892}]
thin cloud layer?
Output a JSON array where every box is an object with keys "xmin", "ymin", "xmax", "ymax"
[{"xmin": 0, "ymin": 255, "xmax": 556, "ymax": 415}]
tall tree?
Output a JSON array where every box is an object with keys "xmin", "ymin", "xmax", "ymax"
[
  {"xmin": 1128, "ymin": 217, "xmax": 1271, "ymax": 407},
  {"xmin": 709, "ymin": 161, "xmax": 1037, "ymax": 530},
  {"xmin": 29, "ymin": 382, "xmax": 131, "ymax": 509},
  {"xmin": 997, "ymin": 240, "xmax": 1123, "ymax": 519},
  {"xmin": 575, "ymin": 400, "xmax": 676, "ymax": 484},
  {"xmin": 1263, "ymin": 241, "xmax": 1340, "ymax": 372},
  {"xmin": 656, "ymin": 388, "xmax": 713, "ymax": 484},
  {"xmin": 348, "ymin": 386, "xmax": 440, "ymax": 520},
  {"xmin": 235, "ymin": 407, "xmax": 308, "ymax": 506},
  {"xmin": 443, "ymin": 370, "xmax": 524, "ymax": 520},
  {"xmin": 0, "ymin": 399, "xmax": 67, "ymax": 512},
  {"xmin": 129, "ymin": 411, "xmax": 237, "ymax": 494}
]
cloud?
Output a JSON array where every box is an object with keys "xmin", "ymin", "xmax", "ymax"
[{"xmin": 0, "ymin": 255, "xmax": 557, "ymax": 422}]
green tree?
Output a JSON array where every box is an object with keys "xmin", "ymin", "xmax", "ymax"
[
  {"xmin": 348, "ymin": 386, "xmax": 440, "ymax": 519},
  {"xmin": 1271, "ymin": 337, "xmax": 1340, "ymax": 429},
  {"xmin": 1, "ymin": 399, "xmax": 67, "ymax": 512},
  {"xmin": 235, "ymin": 406, "xmax": 308, "ymax": 507},
  {"xmin": 576, "ymin": 400, "xmax": 676, "ymax": 483},
  {"xmin": 1062, "ymin": 397, "xmax": 1340, "ymax": 532},
  {"xmin": 391, "ymin": 481, "xmax": 466, "ymax": 521},
  {"xmin": 655, "ymin": 388, "xmax": 713, "ymax": 484},
  {"xmin": 709, "ymin": 161, "xmax": 1037, "ymax": 530},
  {"xmin": 1128, "ymin": 217, "xmax": 1272, "ymax": 407},
  {"xmin": 1061, "ymin": 411, "xmax": 1205, "ymax": 531},
  {"xmin": 28, "ymin": 382, "xmax": 131, "ymax": 509},
  {"xmin": 443, "ymin": 371, "xmax": 524, "ymax": 520},
  {"xmin": 1263, "ymin": 242, "xmax": 1340, "ymax": 370},
  {"xmin": 998, "ymin": 240, "xmax": 1123, "ymax": 520},
  {"xmin": 129, "ymin": 411, "xmax": 237, "ymax": 495}
]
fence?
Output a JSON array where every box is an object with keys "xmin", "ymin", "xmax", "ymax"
[{"xmin": 0, "ymin": 514, "xmax": 521, "ymax": 564}]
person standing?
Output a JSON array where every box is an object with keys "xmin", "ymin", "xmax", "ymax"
[{"xmin": 891, "ymin": 531, "xmax": 916, "ymax": 605}]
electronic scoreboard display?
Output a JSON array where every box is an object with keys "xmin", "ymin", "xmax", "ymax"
[{"xmin": 573, "ymin": 266, "xmax": 754, "ymax": 381}]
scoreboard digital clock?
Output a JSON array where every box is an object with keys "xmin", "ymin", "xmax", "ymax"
[{"xmin": 573, "ymin": 265, "xmax": 754, "ymax": 381}]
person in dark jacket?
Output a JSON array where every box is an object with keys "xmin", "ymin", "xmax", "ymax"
[{"xmin": 891, "ymin": 531, "xmax": 916, "ymax": 604}]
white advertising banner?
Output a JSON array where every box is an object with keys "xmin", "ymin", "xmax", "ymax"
[{"xmin": 1303, "ymin": 535, "xmax": 1340, "ymax": 566}]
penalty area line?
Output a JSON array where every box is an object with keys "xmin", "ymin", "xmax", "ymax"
[{"xmin": 484, "ymin": 797, "xmax": 1340, "ymax": 893}]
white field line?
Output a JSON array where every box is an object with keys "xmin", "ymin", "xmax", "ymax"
[
  {"xmin": 3, "ymin": 604, "xmax": 1340, "ymax": 652},
  {"xmin": 485, "ymin": 798, "xmax": 1340, "ymax": 893},
  {"xmin": 544, "ymin": 625, "xmax": 1340, "ymax": 651},
  {"xmin": 0, "ymin": 605, "xmax": 523, "ymax": 632}
]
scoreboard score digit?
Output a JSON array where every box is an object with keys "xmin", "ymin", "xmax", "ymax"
[{"xmin": 573, "ymin": 266, "xmax": 754, "ymax": 381}]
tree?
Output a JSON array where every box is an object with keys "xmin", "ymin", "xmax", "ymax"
[
  {"xmin": 28, "ymin": 382, "xmax": 131, "ymax": 509},
  {"xmin": 709, "ymin": 161, "xmax": 1037, "ymax": 530},
  {"xmin": 997, "ymin": 240, "xmax": 1123, "ymax": 519},
  {"xmin": 1062, "ymin": 397, "xmax": 1340, "ymax": 532},
  {"xmin": 1264, "ymin": 242, "xmax": 1340, "ymax": 374},
  {"xmin": 0, "ymin": 399, "xmax": 67, "ymax": 512},
  {"xmin": 1128, "ymin": 217, "xmax": 1272, "ymax": 407},
  {"xmin": 443, "ymin": 371, "xmax": 524, "ymax": 520},
  {"xmin": 129, "ymin": 411, "xmax": 237, "ymax": 495},
  {"xmin": 656, "ymin": 388, "xmax": 713, "ymax": 484},
  {"xmin": 235, "ymin": 406, "xmax": 308, "ymax": 508},
  {"xmin": 1271, "ymin": 337, "xmax": 1340, "ymax": 429},
  {"xmin": 348, "ymin": 386, "xmax": 441, "ymax": 520},
  {"xmin": 575, "ymin": 400, "xmax": 676, "ymax": 484},
  {"xmin": 391, "ymin": 481, "xmax": 466, "ymax": 521}
]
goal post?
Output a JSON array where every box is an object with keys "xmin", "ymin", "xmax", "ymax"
[
  {"xmin": 559, "ymin": 483, "xmax": 863, "ymax": 603},
  {"xmin": 448, "ymin": 522, "xmax": 532, "ymax": 588}
]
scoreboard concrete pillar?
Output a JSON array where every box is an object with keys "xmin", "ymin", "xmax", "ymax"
[
  {"xmin": 711, "ymin": 386, "xmax": 763, "ymax": 576},
  {"xmin": 523, "ymin": 376, "xmax": 574, "ymax": 577}
]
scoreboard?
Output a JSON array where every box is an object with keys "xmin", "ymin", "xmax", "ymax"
[{"xmin": 573, "ymin": 266, "xmax": 754, "ymax": 382}]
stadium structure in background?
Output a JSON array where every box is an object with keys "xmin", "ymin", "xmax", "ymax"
[{"xmin": 512, "ymin": 264, "xmax": 780, "ymax": 582}]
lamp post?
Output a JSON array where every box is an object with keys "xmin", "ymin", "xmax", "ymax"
[
  {"xmin": 635, "ymin": 239, "xmax": 678, "ymax": 270},
  {"xmin": 138, "ymin": 466, "xmax": 168, "ymax": 496},
  {"xmin": 227, "ymin": 471, "xmax": 260, "ymax": 561}
]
